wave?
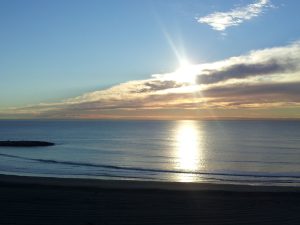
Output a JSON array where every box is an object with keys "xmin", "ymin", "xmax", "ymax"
[{"xmin": 1, "ymin": 152, "xmax": 300, "ymax": 180}]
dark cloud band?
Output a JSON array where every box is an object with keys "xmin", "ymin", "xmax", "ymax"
[{"xmin": 197, "ymin": 59, "xmax": 298, "ymax": 84}]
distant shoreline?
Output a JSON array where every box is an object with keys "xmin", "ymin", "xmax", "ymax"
[{"xmin": 1, "ymin": 118, "xmax": 300, "ymax": 121}]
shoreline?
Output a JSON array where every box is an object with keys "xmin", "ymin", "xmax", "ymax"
[{"xmin": 1, "ymin": 173, "xmax": 300, "ymax": 192}]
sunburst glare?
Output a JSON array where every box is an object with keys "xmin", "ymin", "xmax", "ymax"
[{"xmin": 173, "ymin": 59, "xmax": 198, "ymax": 84}]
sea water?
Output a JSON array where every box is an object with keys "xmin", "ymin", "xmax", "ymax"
[{"xmin": 0, "ymin": 120, "xmax": 299, "ymax": 186}]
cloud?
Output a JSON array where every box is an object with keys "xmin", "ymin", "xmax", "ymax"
[
  {"xmin": 197, "ymin": 42, "xmax": 300, "ymax": 84},
  {"xmin": 133, "ymin": 80, "xmax": 185, "ymax": 93},
  {"xmin": 197, "ymin": 0, "xmax": 271, "ymax": 31},
  {"xmin": 202, "ymin": 82, "xmax": 300, "ymax": 100},
  {"xmin": 1, "ymin": 42, "xmax": 300, "ymax": 119}
]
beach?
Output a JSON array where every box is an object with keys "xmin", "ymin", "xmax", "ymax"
[{"xmin": 1, "ymin": 174, "xmax": 300, "ymax": 225}]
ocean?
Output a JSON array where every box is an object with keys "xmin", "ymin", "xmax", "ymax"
[{"xmin": 0, "ymin": 120, "xmax": 299, "ymax": 186}]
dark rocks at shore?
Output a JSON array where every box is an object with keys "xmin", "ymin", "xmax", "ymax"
[{"xmin": 0, "ymin": 141, "xmax": 55, "ymax": 147}]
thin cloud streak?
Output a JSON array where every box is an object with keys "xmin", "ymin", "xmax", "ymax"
[{"xmin": 197, "ymin": 0, "xmax": 271, "ymax": 31}]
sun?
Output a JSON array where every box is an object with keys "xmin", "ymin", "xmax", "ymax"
[
  {"xmin": 173, "ymin": 59, "xmax": 198, "ymax": 84},
  {"xmin": 152, "ymin": 58, "xmax": 199, "ymax": 87},
  {"xmin": 179, "ymin": 59, "xmax": 192, "ymax": 68}
]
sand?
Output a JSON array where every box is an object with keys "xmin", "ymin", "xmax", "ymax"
[{"xmin": 1, "ymin": 174, "xmax": 300, "ymax": 225}]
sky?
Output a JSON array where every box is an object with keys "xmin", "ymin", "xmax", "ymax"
[{"xmin": 1, "ymin": 0, "xmax": 300, "ymax": 119}]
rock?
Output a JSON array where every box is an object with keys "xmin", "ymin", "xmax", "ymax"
[{"xmin": 0, "ymin": 141, "xmax": 55, "ymax": 147}]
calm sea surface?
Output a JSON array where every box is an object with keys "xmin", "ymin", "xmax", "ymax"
[{"xmin": 0, "ymin": 120, "xmax": 300, "ymax": 186}]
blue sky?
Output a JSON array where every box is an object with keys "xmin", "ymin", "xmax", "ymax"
[{"xmin": 1, "ymin": 0, "xmax": 300, "ymax": 119}]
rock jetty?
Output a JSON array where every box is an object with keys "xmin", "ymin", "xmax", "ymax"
[{"xmin": 0, "ymin": 141, "xmax": 55, "ymax": 147}]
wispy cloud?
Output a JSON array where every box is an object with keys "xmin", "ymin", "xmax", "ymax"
[
  {"xmin": 197, "ymin": 0, "xmax": 271, "ymax": 32},
  {"xmin": 1, "ymin": 42, "xmax": 300, "ymax": 119}
]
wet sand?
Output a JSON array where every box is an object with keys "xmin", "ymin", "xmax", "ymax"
[{"xmin": 1, "ymin": 174, "xmax": 300, "ymax": 225}]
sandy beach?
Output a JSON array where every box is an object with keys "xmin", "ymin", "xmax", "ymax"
[{"xmin": 0, "ymin": 174, "xmax": 300, "ymax": 225}]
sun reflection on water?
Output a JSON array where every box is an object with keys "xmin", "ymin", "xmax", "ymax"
[{"xmin": 174, "ymin": 120, "xmax": 205, "ymax": 182}]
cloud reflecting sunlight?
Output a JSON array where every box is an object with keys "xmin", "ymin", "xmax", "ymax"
[{"xmin": 197, "ymin": 0, "xmax": 272, "ymax": 32}]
